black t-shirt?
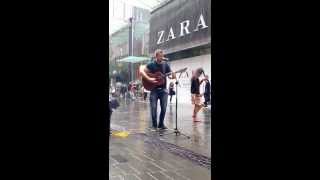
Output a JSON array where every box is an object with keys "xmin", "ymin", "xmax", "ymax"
[
  {"xmin": 191, "ymin": 77, "xmax": 200, "ymax": 94},
  {"xmin": 146, "ymin": 60, "xmax": 171, "ymax": 89}
]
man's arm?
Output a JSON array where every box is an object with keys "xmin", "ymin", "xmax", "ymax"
[
  {"xmin": 139, "ymin": 65, "xmax": 157, "ymax": 83},
  {"xmin": 139, "ymin": 65, "xmax": 149, "ymax": 78}
]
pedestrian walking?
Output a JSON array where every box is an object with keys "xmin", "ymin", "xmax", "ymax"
[
  {"xmin": 191, "ymin": 68, "xmax": 205, "ymax": 122},
  {"xmin": 130, "ymin": 83, "xmax": 136, "ymax": 100},
  {"xmin": 169, "ymin": 82, "xmax": 175, "ymax": 103},
  {"xmin": 203, "ymin": 75, "xmax": 211, "ymax": 107},
  {"xmin": 109, "ymin": 93, "xmax": 119, "ymax": 136},
  {"xmin": 128, "ymin": 83, "xmax": 132, "ymax": 92},
  {"xmin": 120, "ymin": 84, "xmax": 126, "ymax": 98}
]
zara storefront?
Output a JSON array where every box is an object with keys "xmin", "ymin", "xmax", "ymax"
[{"xmin": 149, "ymin": 0, "xmax": 211, "ymax": 104}]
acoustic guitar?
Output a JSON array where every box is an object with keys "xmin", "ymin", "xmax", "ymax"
[{"xmin": 142, "ymin": 67, "xmax": 187, "ymax": 91}]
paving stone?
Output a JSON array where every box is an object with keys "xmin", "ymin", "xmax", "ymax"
[
  {"xmin": 136, "ymin": 172, "xmax": 157, "ymax": 180},
  {"xmin": 149, "ymin": 172, "xmax": 172, "ymax": 180},
  {"xmin": 110, "ymin": 176, "xmax": 122, "ymax": 180},
  {"xmin": 116, "ymin": 163, "xmax": 139, "ymax": 175},
  {"xmin": 176, "ymin": 167, "xmax": 211, "ymax": 180},
  {"xmin": 110, "ymin": 157, "xmax": 118, "ymax": 165},
  {"xmin": 159, "ymin": 157, "xmax": 190, "ymax": 170},
  {"xmin": 162, "ymin": 170, "xmax": 190, "ymax": 180},
  {"xmin": 149, "ymin": 160, "xmax": 177, "ymax": 171},
  {"xmin": 125, "ymin": 162, "xmax": 146, "ymax": 174},
  {"xmin": 111, "ymin": 154, "xmax": 128, "ymax": 163},
  {"xmin": 123, "ymin": 174, "xmax": 141, "ymax": 180},
  {"xmin": 110, "ymin": 166, "xmax": 125, "ymax": 177},
  {"xmin": 129, "ymin": 153, "xmax": 156, "ymax": 162}
]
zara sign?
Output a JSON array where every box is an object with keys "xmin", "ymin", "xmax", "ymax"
[
  {"xmin": 156, "ymin": 13, "xmax": 208, "ymax": 45},
  {"xmin": 150, "ymin": 0, "xmax": 211, "ymax": 54}
]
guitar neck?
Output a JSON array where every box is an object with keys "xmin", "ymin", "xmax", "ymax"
[
  {"xmin": 164, "ymin": 72, "xmax": 173, "ymax": 76},
  {"xmin": 164, "ymin": 69, "xmax": 185, "ymax": 76}
]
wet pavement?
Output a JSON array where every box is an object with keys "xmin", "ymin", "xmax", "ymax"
[{"xmin": 109, "ymin": 97, "xmax": 212, "ymax": 180}]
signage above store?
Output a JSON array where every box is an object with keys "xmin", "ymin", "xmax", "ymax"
[
  {"xmin": 150, "ymin": 0, "xmax": 211, "ymax": 55},
  {"xmin": 156, "ymin": 14, "xmax": 208, "ymax": 45}
]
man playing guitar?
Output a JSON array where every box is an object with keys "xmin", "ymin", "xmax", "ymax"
[{"xmin": 139, "ymin": 49, "xmax": 176, "ymax": 131}]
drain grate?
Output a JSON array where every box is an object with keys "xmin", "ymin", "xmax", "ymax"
[{"xmin": 134, "ymin": 133, "xmax": 212, "ymax": 170}]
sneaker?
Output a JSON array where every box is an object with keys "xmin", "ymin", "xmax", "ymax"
[
  {"xmin": 149, "ymin": 127, "xmax": 158, "ymax": 132},
  {"xmin": 158, "ymin": 125, "xmax": 168, "ymax": 130}
]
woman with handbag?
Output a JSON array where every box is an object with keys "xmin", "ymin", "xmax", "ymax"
[
  {"xmin": 191, "ymin": 68, "xmax": 205, "ymax": 122},
  {"xmin": 169, "ymin": 82, "xmax": 175, "ymax": 103}
]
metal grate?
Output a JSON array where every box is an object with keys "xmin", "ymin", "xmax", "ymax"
[{"xmin": 136, "ymin": 133, "xmax": 212, "ymax": 169}]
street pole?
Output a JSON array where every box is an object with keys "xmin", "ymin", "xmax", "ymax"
[{"xmin": 129, "ymin": 17, "xmax": 133, "ymax": 82}]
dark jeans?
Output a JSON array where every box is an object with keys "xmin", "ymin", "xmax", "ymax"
[
  {"xmin": 143, "ymin": 92, "xmax": 148, "ymax": 100},
  {"xmin": 150, "ymin": 88, "xmax": 168, "ymax": 128},
  {"xmin": 169, "ymin": 90, "xmax": 175, "ymax": 102},
  {"xmin": 204, "ymin": 94, "xmax": 210, "ymax": 106}
]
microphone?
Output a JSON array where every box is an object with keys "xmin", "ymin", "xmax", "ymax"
[{"xmin": 162, "ymin": 57, "xmax": 169, "ymax": 61}]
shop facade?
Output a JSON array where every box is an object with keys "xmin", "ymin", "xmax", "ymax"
[{"xmin": 149, "ymin": 0, "xmax": 211, "ymax": 104}]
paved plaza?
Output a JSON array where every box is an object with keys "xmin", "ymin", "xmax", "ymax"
[{"xmin": 110, "ymin": 98, "xmax": 213, "ymax": 180}]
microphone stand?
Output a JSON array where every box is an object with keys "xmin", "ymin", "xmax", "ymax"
[{"xmin": 160, "ymin": 71, "xmax": 190, "ymax": 139}]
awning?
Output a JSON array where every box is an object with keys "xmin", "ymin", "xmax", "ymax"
[{"xmin": 117, "ymin": 56, "xmax": 150, "ymax": 63}]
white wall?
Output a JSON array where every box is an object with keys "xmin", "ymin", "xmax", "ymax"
[{"xmin": 167, "ymin": 54, "xmax": 211, "ymax": 104}]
